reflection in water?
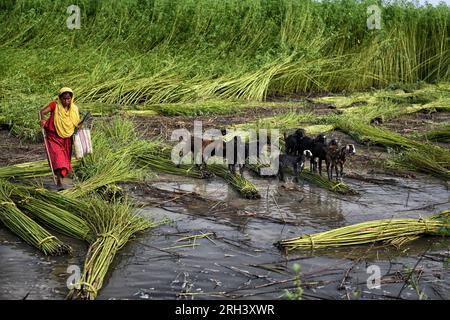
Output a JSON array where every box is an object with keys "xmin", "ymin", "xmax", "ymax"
[{"xmin": 0, "ymin": 172, "xmax": 449, "ymax": 300}]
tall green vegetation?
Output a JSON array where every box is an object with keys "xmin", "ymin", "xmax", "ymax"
[{"xmin": 0, "ymin": 1, "xmax": 448, "ymax": 128}]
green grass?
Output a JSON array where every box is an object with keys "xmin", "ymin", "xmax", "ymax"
[
  {"xmin": 1, "ymin": 0, "xmax": 450, "ymax": 140},
  {"xmin": 235, "ymin": 111, "xmax": 315, "ymax": 130}
]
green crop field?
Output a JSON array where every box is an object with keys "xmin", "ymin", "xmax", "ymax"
[{"xmin": 1, "ymin": 0, "xmax": 449, "ymax": 139}]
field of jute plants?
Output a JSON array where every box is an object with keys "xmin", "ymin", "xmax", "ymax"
[{"xmin": 1, "ymin": 0, "xmax": 449, "ymax": 139}]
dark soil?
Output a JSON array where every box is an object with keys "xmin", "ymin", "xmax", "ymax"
[
  {"xmin": 0, "ymin": 130, "xmax": 45, "ymax": 166},
  {"xmin": 132, "ymin": 105, "xmax": 308, "ymax": 140},
  {"xmin": 382, "ymin": 111, "xmax": 450, "ymax": 139},
  {"xmin": 1, "ymin": 107, "xmax": 446, "ymax": 178}
]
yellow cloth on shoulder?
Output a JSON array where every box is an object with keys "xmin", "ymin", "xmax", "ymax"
[{"xmin": 54, "ymin": 87, "xmax": 80, "ymax": 138}]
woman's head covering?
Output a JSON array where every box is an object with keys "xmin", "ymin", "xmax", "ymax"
[
  {"xmin": 54, "ymin": 87, "xmax": 80, "ymax": 138},
  {"xmin": 59, "ymin": 87, "xmax": 74, "ymax": 97}
]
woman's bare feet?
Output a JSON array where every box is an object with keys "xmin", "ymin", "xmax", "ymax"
[{"xmin": 56, "ymin": 171, "xmax": 64, "ymax": 191}]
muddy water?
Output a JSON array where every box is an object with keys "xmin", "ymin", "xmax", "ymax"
[{"xmin": 1, "ymin": 173, "xmax": 449, "ymax": 300}]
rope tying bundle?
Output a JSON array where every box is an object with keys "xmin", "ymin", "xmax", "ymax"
[
  {"xmin": 79, "ymin": 281, "xmax": 98, "ymax": 299},
  {"xmin": 18, "ymin": 196, "xmax": 32, "ymax": 204},
  {"xmin": 98, "ymin": 232, "xmax": 120, "ymax": 244},
  {"xmin": 38, "ymin": 235, "xmax": 56, "ymax": 247},
  {"xmin": 307, "ymin": 234, "xmax": 315, "ymax": 249},
  {"xmin": 0, "ymin": 201, "xmax": 16, "ymax": 207},
  {"xmin": 419, "ymin": 218, "xmax": 431, "ymax": 234}
]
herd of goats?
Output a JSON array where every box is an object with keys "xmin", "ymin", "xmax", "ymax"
[{"xmin": 179, "ymin": 128, "xmax": 356, "ymax": 182}]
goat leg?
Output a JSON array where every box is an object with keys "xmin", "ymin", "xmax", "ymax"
[
  {"xmin": 293, "ymin": 163, "xmax": 299, "ymax": 183},
  {"xmin": 327, "ymin": 162, "xmax": 331, "ymax": 180},
  {"xmin": 278, "ymin": 168, "xmax": 285, "ymax": 182}
]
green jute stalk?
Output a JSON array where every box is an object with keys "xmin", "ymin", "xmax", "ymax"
[
  {"xmin": 67, "ymin": 196, "xmax": 159, "ymax": 300},
  {"xmin": 3, "ymin": 180, "xmax": 93, "ymax": 242},
  {"xmin": 299, "ymin": 171, "xmax": 359, "ymax": 195},
  {"xmin": 0, "ymin": 179, "xmax": 71, "ymax": 255},
  {"xmin": 207, "ymin": 164, "xmax": 260, "ymax": 199},
  {"xmin": 0, "ymin": 160, "xmax": 52, "ymax": 179},
  {"xmin": 277, "ymin": 209, "xmax": 450, "ymax": 251}
]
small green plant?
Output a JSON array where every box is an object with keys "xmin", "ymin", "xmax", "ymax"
[
  {"xmin": 284, "ymin": 263, "xmax": 303, "ymax": 300},
  {"xmin": 352, "ymin": 287, "xmax": 362, "ymax": 300},
  {"xmin": 403, "ymin": 266, "xmax": 428, "ymax": 300}
]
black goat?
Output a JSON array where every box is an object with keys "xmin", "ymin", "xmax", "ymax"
[
  {"xmin": 223, "ymin": 135, "xmax": 246, "ymax": 175},
  {"xmin": 283, "ymin": 128, "xmax": 306, "ymax": 155},
  {"xmin": 310, "ymin": 138, "xmax": 339, "ymax": 178},
  {"xmin": 278, "ymin": 150, "xmax": 313, "ymax": 182},
  {"xmin": 296, "ymin": 133, "xmax": 326, "ymax": 155},
  {"xmin": 294, "ymin": 133, "xmax": 327, "ymax": 171}
]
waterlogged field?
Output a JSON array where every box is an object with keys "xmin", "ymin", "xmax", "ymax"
[{"xmin": 0, "ymin": 0, "xmax": 449, "ymax": 300}]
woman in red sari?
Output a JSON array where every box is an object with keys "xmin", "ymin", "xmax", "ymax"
[{"xmin": 39, "ymin": 87, "xmax": 80, "ymax": 190}]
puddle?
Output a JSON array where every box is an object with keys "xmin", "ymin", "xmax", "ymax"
[{"xmin": 0, "ymin": 172, "xmax": 449, "ymax": 300}]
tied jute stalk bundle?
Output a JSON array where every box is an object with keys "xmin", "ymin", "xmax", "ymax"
[
  {"xmin": 0, "ymin": 160, "xmax": 53, "ymax": 179},
  {"xmin": 387, "ymin": 149, "xmax": 450, "ymax": 180},
  {"xmin": 332, "ymin": 119, "xmax": 450, "ymax": 180},
  {"xmin": 277, "ymin": 209, "xmax": 450, "ymax": 251},
  {"xmin": 246, "ymin": 160, "xmax": 358, "ymax": 196},
  {"xmin": 1, "ymin": 180, "xmax": 93, "ymax": 242},
  {"xmin": 0, "ymin": 179, "xmax": 71, "ymax": 255},
  {"xmin": 299, "ymin": 171, "xmax": 359, "ymax": 195},
  {"xmin": 136, "ymin": 153, "xmax": 206, "ymax": 179},
  {"xmin": 67, "ymin": 196, "xmax": 159, "ymax": 300},
  {"xmin": 207, "ymin": 164, "xmax": 260, "ymax": 199}
]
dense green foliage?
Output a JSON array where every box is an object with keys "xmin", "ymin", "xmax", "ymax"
[{"xmin": 1, "ymin": 0, "xmax": 448, "ymax": 107}]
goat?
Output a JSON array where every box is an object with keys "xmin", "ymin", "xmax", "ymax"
[
  {"xmin": 177, "ymin": 134, "xmax": 225, "ymax": 171},
  {"xmin": 278, "ymin": 150, "xmax": 313, "ymax": 182},
  {"xmin": 294, "ymin": 133, "xmax": 327, "ymax": 171},
  {"xmin": 223, "ymin": 135, "xmax": 246, "ymax": 175},
  {"xmin": 309, "ymin": 139, "xmax": 339, "ymax": 178},
  {"xmin": 325, "ymin": 139, "xmax": 341, "ymax": 180},
  {"xmin": 283, "ymin": 128, "xmax": 306, "ymax": 155},
  {"xmin": 334, "ymin": 144, "xmax": 356, "ymax": 180}
]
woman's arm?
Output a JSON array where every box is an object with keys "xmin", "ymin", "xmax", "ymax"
[{"xmin": 39, "ymin": 105, "xmax": 52, "ymax": 128}]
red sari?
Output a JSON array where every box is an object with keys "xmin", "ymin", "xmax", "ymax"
[{"xmin": 44, "ymin": 101, "xmax": 73, "ymax": 177}]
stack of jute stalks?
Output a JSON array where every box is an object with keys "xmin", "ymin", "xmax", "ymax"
[
  {"xmin": 277, "ymin": 209, "xmax": 450, "ymax": 251},
  {"xmin": 0, "ymin": 160, "xmax": 54, "ymax": 179},
  {"xmin": 0, "ymin": 179, "xmax": 72, "ymax": 255},
  {"xmin": 299, "ymin": 171, "xmax": 359, "ymax": 195},
  {"xmin": 66, "ymin": 196, "xmax": 160, "ymax": 300},
  {"xmin": 208, "ymin": 164, "xmax": 261, "ymax": 199}
]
